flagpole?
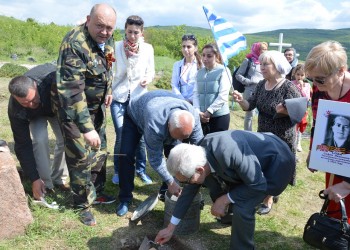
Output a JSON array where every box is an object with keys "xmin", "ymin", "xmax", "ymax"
[{"xmin": 202, "ymin": 7, "xmax": 236, "ymax": 94}]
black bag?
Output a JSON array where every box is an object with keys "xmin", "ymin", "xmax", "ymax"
[
  {"xmin": 232, "ymin": 58, "xmax": 251, "ymax": 93},
  {"xmin": 303, "ymin": 190, "xmax": 350, "ymax": 249}
]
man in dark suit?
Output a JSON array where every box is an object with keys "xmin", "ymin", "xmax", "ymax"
[{"xmin": 155, "ymin": 130, "xmax": 296, "ymax": 250}]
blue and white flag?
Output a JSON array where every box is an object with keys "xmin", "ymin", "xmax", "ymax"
[{"xmin": 203, "ymin": 6, "xmax": 247, "ymax": 66}]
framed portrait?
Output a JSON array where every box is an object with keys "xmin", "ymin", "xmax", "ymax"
[{"xmin": 309, "ymin": 99, "xmax": 350, "ymax": 177}]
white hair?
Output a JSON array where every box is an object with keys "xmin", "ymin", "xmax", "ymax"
[
  {"xmin": 167, "ymin": 144, "xmax": 207, "ymax": 178},
  {"xmin": 168, "ymin": 110, "xmax": 195, "ymax": 131},
  {"xmin": 259, "ymin": 50, "xmax": 292, "ymax": 76}
]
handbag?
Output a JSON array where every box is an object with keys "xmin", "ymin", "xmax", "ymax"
[
  {"xmin": 303, "ymin": 190, "xmax": 350, "ymax": 249},
  {"xmin": 232, "ymin": 58, "xmax": 251, "ymax": 93}
]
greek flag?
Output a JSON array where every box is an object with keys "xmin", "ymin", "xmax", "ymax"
[{"xmin": 203, "ymin": 6, "xmax": 247, "ymax": 66}]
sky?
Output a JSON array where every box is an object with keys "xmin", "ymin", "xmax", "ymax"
[{"xmin": 0, "ymin": 0, "xmax": 349, "ymax": 34}]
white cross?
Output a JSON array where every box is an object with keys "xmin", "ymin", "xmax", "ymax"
[{"xmin": 269, "ymin": 33, "xmax": 292, "ymax": 52}]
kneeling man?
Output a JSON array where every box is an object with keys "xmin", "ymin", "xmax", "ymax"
[{"xmin": 156, "ymin": 130, "xmax": 295, "ymax": 250}]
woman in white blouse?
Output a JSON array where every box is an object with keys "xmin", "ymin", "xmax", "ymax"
[
  {"xmin": 111, "ymin": 15, "xmax": 155, "ymax": 185},
  {"xmin": 171, "ymin": 34, "xmax": 202, "ymax": 104}
]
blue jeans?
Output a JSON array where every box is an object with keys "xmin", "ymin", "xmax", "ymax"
[
  {"xmin": 118, "ymin": 112, "xmax": 144, "ymax": 202},
  {"xmin": 110, "ymin": 100, "xmax": 146, "ymax": 175}
]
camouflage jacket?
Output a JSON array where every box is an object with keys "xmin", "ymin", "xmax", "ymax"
[{"xmin": 55, "ymin": 23, "xmax": 114, "ymax": 133}]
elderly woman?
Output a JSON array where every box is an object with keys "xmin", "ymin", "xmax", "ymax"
[
  {"xmin": 305, "ymin": 41, "xmax": 350, "ymax": 223},
  {"xmin": 233, "ymin": 50, "xmax": 301, "ymax": 215},
  {"xmin": 236, "ymin": 41, "xmax": 268, "ymax": 131}
]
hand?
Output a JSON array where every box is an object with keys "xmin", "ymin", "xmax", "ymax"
[
  {"xmin": 167, "ymin": 180, "xmax": 181, "ymax": 197},
  {"xmin": 306, "ymin": 151, "xmax": 317, "ymax": 172},
  {"xmin": 32, "ymin": 179, "xmax": 46, "ymax": 200},
  {"xmin": 232, "ymin": 90, "xmax": 243, "ymax": 102},
  {"xmin": 155, "ymin": 223, "xmax": 176, "ymax": 245},
  {"xmin": 211, "ymin": 194, "xmax": 231, "ymax": 217},
  {"xmin": 199, "ymin": 112, "xmax": 210, "ymax": 123},
  {"xmin": 83, "ymin": 130, "xmax": 101, "ymax": 148},
  {"xmin": 140, "ymin": 79, "xmax": 148, "ymax": 88},
  {"xmin": 324, "ymin": 181, "xmax": 350, "ymax": 203},
  {"xmin": 275, "ymin": 103, "xmax": 288, "ymax": 115},
  {"xmin": 104, "ymin": 94, "xmax": 113, "ymax": 108}
]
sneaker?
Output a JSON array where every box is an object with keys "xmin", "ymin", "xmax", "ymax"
[
  {"xmin": 116, "ymin": 202, "xmax": 129, "ymax": 216},
  {"xmin": 93, "ymin": 193, "xmax": 116, "ymax": 205},
  {"xmin": 79, "ymin": 208, "xmax": 96, "ymax": 226},
  {"xmin": 137, "ymin": 172, "xmax": 153, "ymax": 184},
  {"xmin": 112, "ymin": 174, "xmax": 119, "ymax": 185}
]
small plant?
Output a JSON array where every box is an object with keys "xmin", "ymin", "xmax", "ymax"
[
  {"xmin": 154, "ymin": 70, "xmax": 172, "ymax": 90},
  {"xmin": 0, "ymin": 63, "xmax": 28, "ymax": 78}
]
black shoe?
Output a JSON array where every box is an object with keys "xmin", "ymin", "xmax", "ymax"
[
  {"xmin": 216, "ymin": 213, "xmax": 233, "ymax": 225},
  {"xmin": 93, "ymin": 193, "xmax": 116, "ymax": 205},
  {"xmin": 256, "ymin": 203, "xmax": 272, "ymax": 215},
  {"xmin": 273, "ymin": 196, "xmax": 279, "ymax": 203}
]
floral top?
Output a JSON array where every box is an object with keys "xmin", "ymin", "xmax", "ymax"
[{"xmin": 247, "ymin": 79, "xmax": 301, "ymax": 152}]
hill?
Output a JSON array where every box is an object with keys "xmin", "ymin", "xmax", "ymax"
[
  {"xmin": 1, "ymin": 14, "xmax": 350, "ymax": 64},
  {"xmin": 148, "ymin": 25, "xmax": 350, "ymax": 61}
]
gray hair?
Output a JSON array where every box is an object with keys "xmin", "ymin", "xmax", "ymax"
[
  {"xmin": 259, "ymin": 50, "xmax": 292, "ymax": 76},
  {"xmin": 167, "ymin": 143, "xmax": 207, "ymax": 178},
  {"xmin": 8, "ymin": 76, "xmax": 35, "ymax": 97},
  {"xmin": 168, "ymin": 110, "xmax": 195, "ymax": 131}
]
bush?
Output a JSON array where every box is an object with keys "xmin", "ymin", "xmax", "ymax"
[
  {"xmin": 0, "ymin": 63, "xmax": 28, "ymax": 77},
  {"xmin": 154, "ymin": 71, "xmax": 172, "ymax": 90}
]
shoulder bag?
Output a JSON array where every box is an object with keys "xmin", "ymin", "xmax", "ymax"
[{"xmin": 303, "ymin": 190, "xmax": 350, "ymax": 249}]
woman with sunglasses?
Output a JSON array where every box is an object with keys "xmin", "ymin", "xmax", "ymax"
[
  {"xmin": 233, "ymin": 50, "xmax": 301, "ymax": 215},
  {"xmin": 171, "ymin": 34, "xmax": 203, "ymax": 104},
  {"xmin": 111, "ymin": 15, "xmax": 155, "ymax": 185},
  {"xmin": 193, "ymin": 43, "xmax": 231, "ymax": 135},
  {"xmin": 305, "ymin": 41, "xmax": 350, "ymax": 223}
]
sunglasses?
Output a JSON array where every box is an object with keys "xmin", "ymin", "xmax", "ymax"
[
  {"xmin": 306, "ymin": 77, "xmax": 327, "ymax": 85},
  {"xmin": 182, "ymin": 34, "xmax": 197, "ymax": 41}
]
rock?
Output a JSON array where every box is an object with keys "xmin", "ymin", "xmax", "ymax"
[
  {"xmin": 10, "ymin": 54, "xmax": 18, "ymax": 60},
  {"xmin": 0, "ymin": 141, "xmax": 33, "ymax": 240},
  {"xmin": 28, "ymin": 57, "xmax": 36, "ymax": 62}
]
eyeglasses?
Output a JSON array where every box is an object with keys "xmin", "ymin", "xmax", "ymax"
[
  {"xmin": 179, "ymin": 173, "xmax": 194, "ymax": 184},
  {"xmin": 306, "ymin": 71, "xmax": 335, "ymax": 85},
  {"xmin": 182, "ymin": 34, "xmax": 197, "ymax": 42}
]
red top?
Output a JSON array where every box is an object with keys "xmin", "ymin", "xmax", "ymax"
[{"xmin": 311, "ymin": 85, "xmax": 350, "ymax": 222}]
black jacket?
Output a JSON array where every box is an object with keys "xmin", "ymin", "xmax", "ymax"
[{"xmin": 8, "ymin": 63, "xmax": 56, "ymax": 182}]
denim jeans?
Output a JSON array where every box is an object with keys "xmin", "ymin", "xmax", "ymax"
[
  {"xmin": 118, "ymin": 112, "xmax": 144, "ymax": 202},
  {"xmin": 110, "ymin": 100, "xmax": 146, "ymax": 175}
]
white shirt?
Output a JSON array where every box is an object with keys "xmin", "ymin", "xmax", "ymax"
[{"xmin": 111, "ymin": 40, "xmax": 155, "ymax": 103}]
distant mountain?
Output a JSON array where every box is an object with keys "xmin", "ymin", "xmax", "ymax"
[{"xmin": 147, "ymin": 26, "xmax": 350, "ymax": 61}]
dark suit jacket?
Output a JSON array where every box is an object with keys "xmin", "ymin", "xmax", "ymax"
[{"xmin": 172, "ymin": 130, "xmax": 296, "ymax": 220}]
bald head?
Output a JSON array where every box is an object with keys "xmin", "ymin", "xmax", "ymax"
[
  {"xmin": 86, "ymin": 3, "xmax": 117, "ymax": 44},
  {"xmin": 168, "ymin": 110, "xmax": 195, "ymax": 140}
]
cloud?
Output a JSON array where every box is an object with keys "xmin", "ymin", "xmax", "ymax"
[{"xmin": 0, "ymin": 0, "xmax": 348, "ymax": 33}]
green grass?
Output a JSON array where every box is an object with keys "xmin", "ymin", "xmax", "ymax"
[{"xmin": 0, "ymin": 69, "xmax": 324, "ymax": 249}]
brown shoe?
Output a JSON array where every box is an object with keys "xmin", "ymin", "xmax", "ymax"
[
  {"xmin": 79, "ymin": 208, "xmax": 96, "ymax": 226},
  {"xmin": 54, "ymin": 183, "xmax": 71, "ymax": 192}
]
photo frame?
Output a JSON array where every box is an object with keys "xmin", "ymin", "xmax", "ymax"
[{"xmin": 309, "ymin": 99, "xmax": 350, "ymax": 177}]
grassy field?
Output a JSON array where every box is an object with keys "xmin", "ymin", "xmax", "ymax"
[{"xmin": 0, "ymin": 75, "xmax": 324, "ymax": 249}]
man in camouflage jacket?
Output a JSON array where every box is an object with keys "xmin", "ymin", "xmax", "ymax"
[{"xmin": 52, "ymin": 3, "xmax": 116, "ymax": 226}]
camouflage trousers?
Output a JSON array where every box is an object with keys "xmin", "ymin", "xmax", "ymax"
[{"xmin": 59, "ymin": 107, "xmax": 107, "ymax": 209}]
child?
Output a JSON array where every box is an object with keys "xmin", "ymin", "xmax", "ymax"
[{"xmin": 292, "ymin": 64, "xmax": 312, "ymax": 152}]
